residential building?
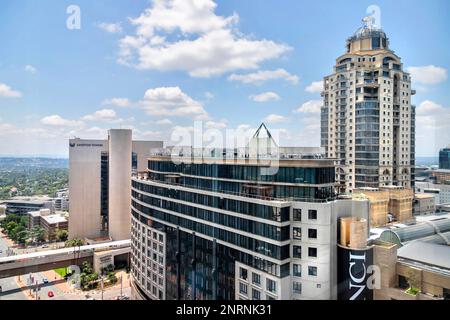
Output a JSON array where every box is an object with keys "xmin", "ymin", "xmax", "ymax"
[
  {"xmin": 439, "ymin": 146, "xmax": 450, "ymax": 170},
  {"xmin": 68, "ymin": 129, "xmax": 163, "ymax": 241},
  {"xmin": 413, "ymin": 194, "xmax": 436, "ymax": 216},
  {"xmin": 129, "ymin": 127, "xmax": 371, "ymax": 301},
  {"xmin": 321, "ymin": 16, "xmax": 415, "ymax": 192}
]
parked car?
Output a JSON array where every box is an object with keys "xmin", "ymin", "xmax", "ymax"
[
  {"xmin": 48, "ymin": 291, "xmax": 54, "ymax": 298},
  {"xmin": 42, "ymin": 278, "xmax": 49, "ymax": 284}
]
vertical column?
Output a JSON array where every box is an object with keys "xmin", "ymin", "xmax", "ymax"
[
  {"xmin": 191, "ymin": 232, "xmax": 197, "ymax": 300},
  {"xmin": 176, "ymin": 227, "xmax": 181, "ymax": 300},
  {"xmin": 108, "ymin": 129, "xmax": 133, "ymax": 240},
  {"xmin": 212, "ymin": 238, "xmax": 217, "ymax": 300}
]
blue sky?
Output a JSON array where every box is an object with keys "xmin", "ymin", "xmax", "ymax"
[{"xmin": 0, "ymin": 0, "xmax": 449, "ymax": 157}]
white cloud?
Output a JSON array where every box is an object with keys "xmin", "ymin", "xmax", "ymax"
[
  {"xmin": 237, "ymin": 124, "xmax": 251, "ymax": 131},
  {"xmin": 40, "ymin": 115, "xmax": 84, "ymax": 127},
  {"xmin": 0, "ymin": 83, "xmax": 22, "ymax": 98},
  {"xmin": 83, "ymin": 109, "xmax": 117, "ymax": 121},
  {"xmin": 416, "ymin": 100, "xmax": 444, "ymax": 115},
  {"xmin": 133, "ymin": 128, "xmax": 163, "ymax": 139},
  {"xmin": 406, "ymin": 65, "xmax": 448, "ymax": 85},
  {"xmin": 140, "ymin": 86, "xmax": 208, "ymax": 119},
  {"xmin": 415, "ymin": 100, "xmax": 450, "ymax": 156},
  {"xmin": 98, "ymin": 22, "xmax": 123, "ymax": 34},
  {"xmin": 294, "ymin": 100, "xmax": 322, "ymax": 114},
  {"xmin": 249, "ymin": 92, "xmax": 280, "ymax": 103},
  {"xmin": 102, "ymin": 98, "xmax": 131, "ymax": 107},
  {"xmin": 228, "ymin": 69, "xmax": 299, "ymax": 85},
  {"xmin": 204, "ymin": 91, "xmax": 214, "ymax": 100},
  {"xmin": 305, "ymin": 80, "xmax": 323, "ymax": 93},
  {"xmin": 25, "ymin": 65, "xmax": 38, "ymax": 74},
  {"xmin": 205, "ymin": 120, "xmax": 227, "ymax": 130},
  {"xmin": 264, "ymin": 114, "xmax": 287, "ymax": 123},
  {"xmin": 118, "ymin": 0, "xmax": 291, "ymax": 77},
  {"xmin": 155, "ymin": 119, "xmax": 173, "ymax": 125}
]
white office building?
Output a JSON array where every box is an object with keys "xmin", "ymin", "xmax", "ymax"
[{"xmin": 69, "ymin": 129, "xmax": 163, "ymax": 241}]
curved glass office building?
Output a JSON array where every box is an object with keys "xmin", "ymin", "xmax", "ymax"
[{"xmin": 130, "ymin": 148, "xmax": 370, "ymax": 300}]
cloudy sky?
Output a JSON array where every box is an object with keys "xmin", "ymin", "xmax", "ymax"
[{"xmin": 0, "ymin": 0, "xmax": 449, "ymax": 157}]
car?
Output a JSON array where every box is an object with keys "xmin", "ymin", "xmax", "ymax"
[
  {"xmin": 48, "ymin": 291, "xmax": 54, "ymax": 298},
  {"xmin": 42, "ymin": 278, "xmax": 49, "ymax": 284}
]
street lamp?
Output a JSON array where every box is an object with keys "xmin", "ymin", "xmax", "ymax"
[{"xmin": 101, "ymin": 277, "xmax": 104, "ymax": 301}]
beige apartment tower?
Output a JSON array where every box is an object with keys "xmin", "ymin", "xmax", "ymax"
[
  {"xmin": 321, "ymin": 17, "xmax": 416, "ymax": 192},
  {"xmin": 69, "ymin": 129, "xmax": 163, "ymax": 241}
]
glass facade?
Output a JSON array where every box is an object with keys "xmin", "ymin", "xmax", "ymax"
[
  {"xmin": 439, "ymin": 148, "xmax": 450, "ymax": 170},
  {"xmin": 355, "ymin": 101, "xmax": 380, "ymax": 186},
  {"xmin": 100, "ymin": 152, "xmax": 109, "ymax": 232},
  {"xmin": 149, "ymin": 161, "xmax": 335, "ymax": 185},
  {"xmin": 131, "ymin": 158, "xmax": 336, "ymax": 300}
]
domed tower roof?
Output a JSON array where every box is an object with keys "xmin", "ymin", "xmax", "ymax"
[{"xmin": 346, "ymin": 15, "xmax": 390, "ymax": 53}]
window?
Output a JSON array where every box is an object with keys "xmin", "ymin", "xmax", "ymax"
[
  {"xmin": 293, "ymin": 246, "xmax": 302, "ymax": 259},
  {"xmin": 293, "ymin": 282, "xmax": 302, "ymax": 294},
  {"xmin": 266, "ymin": 279, "xmax": 277, "ymax": 294},
  {"xmin": 240, "ymin": 267, "xmax": 248, "ymax": 281},
  {"xmin": 252, "ymin": 273, "xmax": 261, "ymax": 286},
  {"xmin": 293, "ymin": 264, "xmax": 302, "ymax": 277},
  {"xmin": 308, "ymin": 247, "xmax": 318, "ymax": 258},
  {"xmin": 239, "ymin": 282, "xmax": 248, "ymax": 295},
  {"xmin": 308, "ymin": 210, "xmax": 318, "ymax": 220},
  {"xmin": 293, "ymin": 227, "xmax": 302, "ymax": 240},
  {"xmin": 308, "ymin": 229, "xmax": 318, "ymax": 239},
  {"xmin": 293, "ymin": 209, "xmax": 302, "ymax": 221},
  {"xmin": 252, "ymin": 289, "xmax": 261, "ymax": 300},
  {"xmin": 308, "ymin": 266, "xmax": 318, "ymax": 276}
]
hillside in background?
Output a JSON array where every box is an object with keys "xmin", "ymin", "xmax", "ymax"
[{"xmin": 0, "ymin": 158, "xmax": 68, "ymax": 200}]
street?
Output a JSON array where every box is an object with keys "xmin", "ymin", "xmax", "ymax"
[{"xmin": 0, "ymin": 231, "xmax": 27, "ymax": 300}]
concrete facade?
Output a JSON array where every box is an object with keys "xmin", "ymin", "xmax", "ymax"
[
  {"xmin": 354, "ymin": 186, "xmax": 413, "ymax": 227},
  {"xmin": 416, "ymin": 181, "xmax": 450, "ymax": 205},
  {"xmin": 108, "ymin": 129, "xmax": 133, "ymax": 241},
  {"xmin": 413, "ymin": 194, "xmax": 436, "ymax": 216},
  {"xmin": 69, "ymin": 130, "xmax": 163, "ymax": 241},
  {"xmin": 69, "ymin": 139, "xmax": 108, "ymax": 240}
]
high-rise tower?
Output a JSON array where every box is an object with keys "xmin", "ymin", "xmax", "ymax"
[{"xmin": 321, "ymin": 16, "xmax": 416, "ymax": 192}]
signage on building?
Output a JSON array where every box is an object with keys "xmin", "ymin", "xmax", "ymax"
[
  {"xmin": 337, "ymin": 245, "xmax": 374, "ymax": 300},
  {"xmin": 70, "ymin": 142, "xmax": 104, "ymax": 148}
]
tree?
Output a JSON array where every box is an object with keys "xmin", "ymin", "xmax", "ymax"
[
  {"xmin": 15, "ymin": 227, "xmax": 28, "ymax": 245},
  {"xmin": 5, "ymin": 221, "xmax": 18, "ymax": 237},
  {"xmin": 107, "ymin": 272, "xmax": 118, "ymax": 285},
  {"xmin": 406, "ymin": 269, "xmax": 421, "ymax": 295},
  {"xmin": 56, "ymin": 229, "xmax": 68, "ymax": 242},
  {"xmin": 29, "ymin": 226, "xmax": 46, "ymax": 243},
  {"xmin": 65, "ymin": 238, "xmax": 84, "ymax": 247}
]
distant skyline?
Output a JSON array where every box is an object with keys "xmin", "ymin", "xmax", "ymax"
[{"xmin": 0, "ymin": 0, "xmax": 449, "ymax": 157}]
